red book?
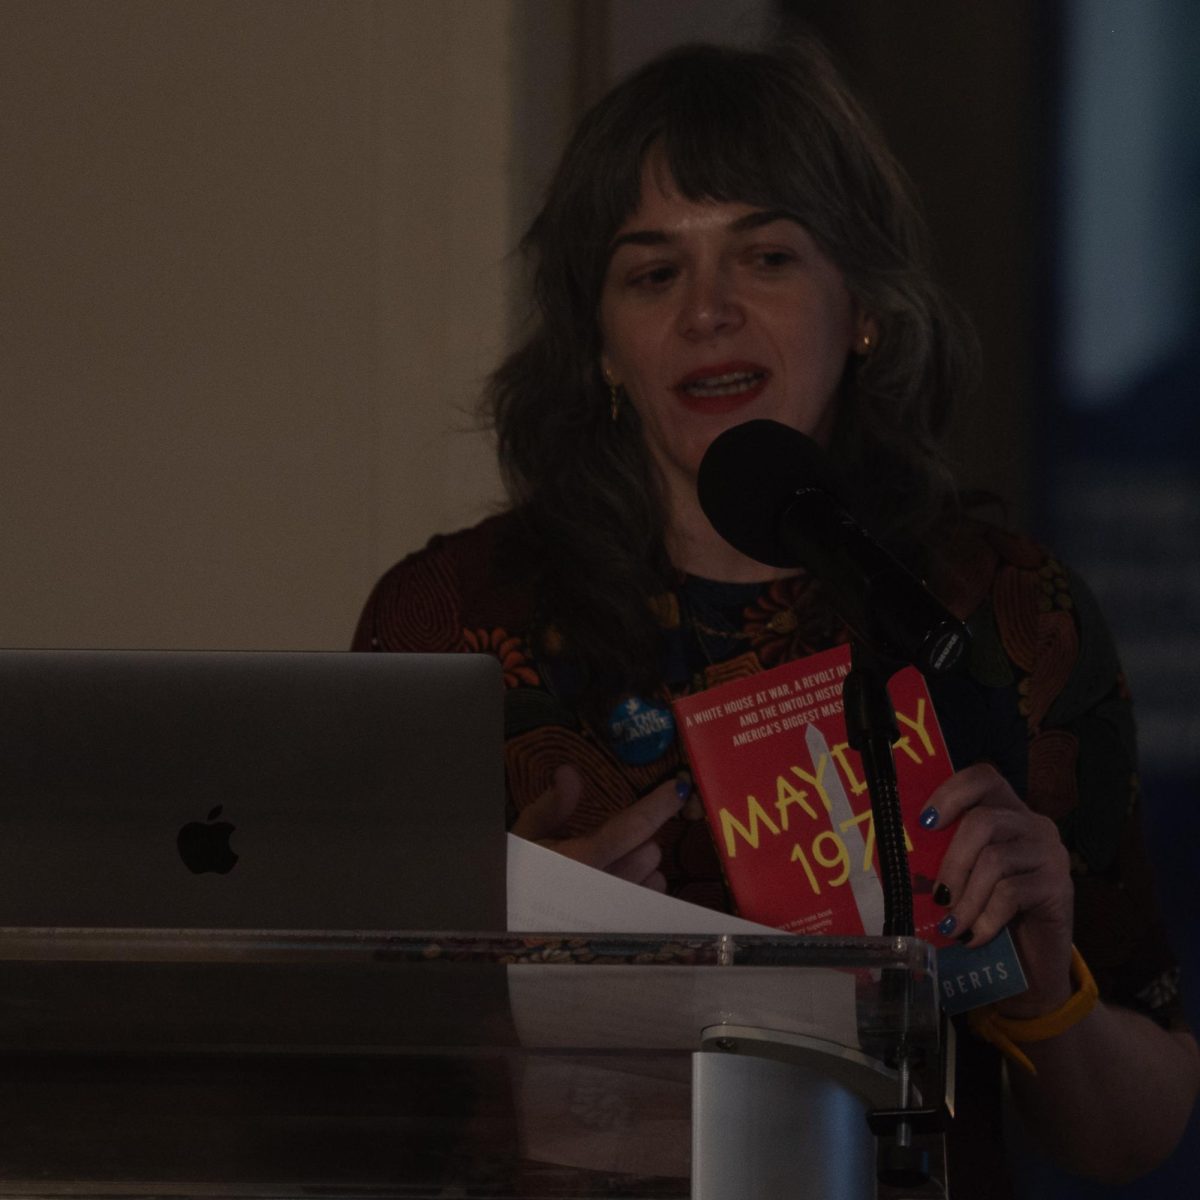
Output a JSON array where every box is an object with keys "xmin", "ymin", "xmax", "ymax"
[{"xmin": 673, "ymin": 644, "xmax": 955, "ymax": 946}]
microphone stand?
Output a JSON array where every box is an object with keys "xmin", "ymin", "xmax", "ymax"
[
  {"xmin": 842, "ymin": 637, "xmax": 911, "ymax": 938},
  {"xmin": 842, "ymin": 636, "xmax": 937, "ymax": 1188}
]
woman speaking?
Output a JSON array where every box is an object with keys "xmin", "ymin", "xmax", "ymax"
[{"xmin": 354, "ymin": 40, "xmax": 1198, "ymax": 1195}]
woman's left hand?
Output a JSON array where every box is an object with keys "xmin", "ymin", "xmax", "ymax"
[
  {"xmin": 925, "ymin": 762, "xmax": 1075, "ymax": 1017},
  {"xmin": 927, "ymin": 763, "xmax": 1200, "ymax": 1181}
]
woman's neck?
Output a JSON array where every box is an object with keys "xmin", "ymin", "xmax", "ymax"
[{"xmin": 666, "ymin": 485, "xmax": 796, "ymax": 584}]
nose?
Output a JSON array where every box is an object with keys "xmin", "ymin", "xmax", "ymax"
[{"xmin": 677, "ymin": 265, "xmax": 743, "ymax": 341}]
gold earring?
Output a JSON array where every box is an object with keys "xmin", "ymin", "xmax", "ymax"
[{"xmin": 858, "ymin": 332, "xmax": 874, "ymax": 357}]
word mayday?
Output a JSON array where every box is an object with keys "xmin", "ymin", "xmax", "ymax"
[{"xmin": 689, "ymin": 676, "xmax": 941, "ymax": 897}]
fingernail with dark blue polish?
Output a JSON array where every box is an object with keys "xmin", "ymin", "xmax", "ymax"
[
  {"xmin": 957, "ymin": 930, "xmax": 974, "ymax": 946},
  {"xmin": 919, "ymin": 806, "xmax": 939, "ymax": 830},
  {"xmin": 937, "ymin": 914, "xmax": 957, "ymax": 938},
  {"xmin": 674, "ymin": 777, "xmax": 692, "ymax": 803},
  {"xmin": 933, "ymin": 883, "xmax": 951, "ymax": 907}
]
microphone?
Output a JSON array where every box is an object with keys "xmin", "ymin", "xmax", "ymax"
[{"xmin": 697, "ymin": 419, "xmax": 968, "ymax": 675}]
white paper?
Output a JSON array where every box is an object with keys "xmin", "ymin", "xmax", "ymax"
[
  {"xmin": 504, "ymin": 833, "xmax": 860, "ymax": 1050},
  {"xmin": 506, "ymin": 832, "xmax": 783, "ymax": 935}
]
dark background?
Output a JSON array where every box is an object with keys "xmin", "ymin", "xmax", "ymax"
[{"xmin": 782, "ymin": 2, "xmax": 1200, "ymax": 1195}]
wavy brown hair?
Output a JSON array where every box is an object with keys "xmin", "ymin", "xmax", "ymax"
[{"xmin": 486, "ymin": 40, "xmax": 978, "ymax": 714}]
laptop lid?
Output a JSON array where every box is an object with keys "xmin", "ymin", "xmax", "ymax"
[{"xmin": 0, "ymin": 649, "xmax": 506, "ymax": 932}]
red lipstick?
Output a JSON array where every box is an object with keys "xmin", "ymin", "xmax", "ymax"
[{"xmin": 673, "ymin": 361, "xmax": 770, "ymax": 414}]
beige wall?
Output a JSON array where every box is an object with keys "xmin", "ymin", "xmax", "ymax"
[
  {"xmin": 1, "ymin": 0, "xmax": 531, "ymax": 651},
  {"xmin": 0, "ymin": 0, "xmax": 781, "ymax": 653}
]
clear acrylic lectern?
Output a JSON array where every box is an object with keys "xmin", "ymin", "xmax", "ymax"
[{"xmin": 0, "ymin": 929, "xmax": 946, "ymax": 1198}]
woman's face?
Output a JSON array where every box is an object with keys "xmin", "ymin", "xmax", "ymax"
[{"xmin": 599, "ymin": 158, "xmax": 868, "ymax": 500}]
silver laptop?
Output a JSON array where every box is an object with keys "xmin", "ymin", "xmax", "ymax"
[
  {"xmin": 0, "ymin": 650, "xmax": 522, "ymax": 1191},
  {"xmin": 0, "ymin": 649, "xmax": 506, "ymax": 932}
]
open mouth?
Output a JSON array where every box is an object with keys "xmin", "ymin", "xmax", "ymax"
[
  {"xmin": 675, "ymin": 363, "xmax": 770, "ymax": 408},
  {"xmin": 680, "ymin": 369, "xmax": 767, "ymax": 397}
]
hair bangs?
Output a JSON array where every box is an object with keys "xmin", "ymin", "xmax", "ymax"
[{"xmin": 656, "ymin": 67, "xmax": 812, "ymax": 217}]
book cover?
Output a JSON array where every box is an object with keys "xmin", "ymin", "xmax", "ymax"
[{"xmin": 673, "ymin": 644, "xmax": 1025, "ymax": 1014}]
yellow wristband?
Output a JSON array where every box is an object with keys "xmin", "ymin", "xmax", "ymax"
[{"xmin": 967, "ymin": 946, "xmax": 1099, "ymax": 1076}]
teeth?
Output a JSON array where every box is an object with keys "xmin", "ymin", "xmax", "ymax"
[{"xmin": 683, "ymin": 371, "xmax": 764, "ymax": 397}]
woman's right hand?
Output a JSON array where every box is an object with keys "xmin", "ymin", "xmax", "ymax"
[{"xmin": 511, "ymin": 764, "xmax": 686, "ymax": 892}]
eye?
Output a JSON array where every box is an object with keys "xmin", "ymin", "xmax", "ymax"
[
  {"xmin": 627, "ymin": 263, "xmax": 678, "ymax": 290},
  {"xmin": 751, "ymin": 248, "xmax": 799, "ymax": 270}
]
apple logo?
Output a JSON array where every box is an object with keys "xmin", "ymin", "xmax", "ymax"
[{"xmin": 177, "ymin": 805, "xmax": 238, "ymax": 875}]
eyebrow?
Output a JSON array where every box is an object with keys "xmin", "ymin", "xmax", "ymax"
[{"xmin": 607, "ymin": 208, "xmax": 801, "ymax": 257}]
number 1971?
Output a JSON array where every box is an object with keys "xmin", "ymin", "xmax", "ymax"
[{"xmin": 789, "ymin": 811, "xmax": 914, "ymax": 895}]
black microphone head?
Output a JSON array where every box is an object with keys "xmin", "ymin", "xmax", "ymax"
[
  {"xmin": 697, "ymin": 419, "xmax": 969, "ymax": 674},
  {"xmin": 697, "ymin": 419, "xmax": 839, "ymax": 568}
]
